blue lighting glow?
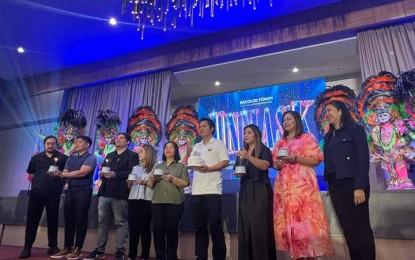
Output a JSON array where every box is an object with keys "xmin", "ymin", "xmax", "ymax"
[{"xmin": 0, "ymin": 0, "xmax": 342, "ymax": 79}]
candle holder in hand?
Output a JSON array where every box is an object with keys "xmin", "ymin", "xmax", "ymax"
[
  {"xmin": 102, "ymin": 159, "xmax": 111, "ymax": 174},
  {"xmin": 101, "ymin": 166, "xmax": 111, "ymax": 173},
  {"xmin": 48, "ymin": 157, "xmax": 59, "ymax": 173},
  {"xmin": 153, "ymin": 169, "xmax": 163, "ymax": 181},
  {"xmin": 234, "ymin": 156, "xmax": 247, "ymax": 177},
  {"xmin": 277, "ymin": 148, "xmax": 289, "ymax": 159},
  {"xmin": 128, "ymin": 174, "xmax": 137, "ymax": 181},
  {"xmin": 151, "ymin": 161, "xmax": 164, "ymax": 181}
]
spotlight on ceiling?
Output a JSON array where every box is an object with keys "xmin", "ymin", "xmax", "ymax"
[
  {"xmin": 292, "ymin": 67, "xmax": 299, "ymax": 73},
  {"xmin": 215, "ymin": 81, "xmax": 221, "ymax": 86},
  {"xmin": 17, "ymin": 46, "xmax": 25, "ymax": 53},
  {"xmin": 109, "ymin": 17, "xmax": 117, "ymax": 26}
]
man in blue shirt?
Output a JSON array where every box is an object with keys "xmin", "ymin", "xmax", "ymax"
[{"xmin": 50, "ymin": 136, "xmax": 97, "ymax": 260}]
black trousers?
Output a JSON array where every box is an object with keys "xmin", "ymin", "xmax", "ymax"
[
  {"xmin": 329, "ymin": 178, "xmax": 376, "ymax": 260},
  {"xmin": 128, "ymin": 199, "xmax": 152, "ymax": 260},
  {"xmin": 64, "ymin": 186, "xmax": 92, "ymax": 249},
  {"xmin": 152, "ymin": 203, "xmax": 184, "ymax": 260},
  {"xmin": 24, "ymin": 193, "xmax": 61, "ymax": 249},
  {"xmin": 191, "ymin": 195, "xmax": 226, "ymax": 260}
]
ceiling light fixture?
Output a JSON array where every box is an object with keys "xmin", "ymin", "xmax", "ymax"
[
  {"xmin": 292, "ymin": 67, "xmax": 299, "ymax": 73},
  {"xmin": 215, "ymin": 81, "xmax": 221, "ymax": 86},
  {"xmin": 109, "ymin": 17, "xmax": 117, "ymax": 25},
  {"xmin": 17, "ymin": 47, "xmax": 25, "ymax": 53},
  {"xmin": 122, "ymin": 0, "xmax": 273, "ymax": 39}
]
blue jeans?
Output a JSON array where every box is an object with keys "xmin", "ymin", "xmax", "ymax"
[{"xmin": 96, "ymin": 196, "xmax": 129, "ymax": 253}]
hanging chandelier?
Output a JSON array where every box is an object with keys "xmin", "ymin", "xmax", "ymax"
[{"xmin": 122, "ymin": 0, "xmax": 273, "ymax": 39}]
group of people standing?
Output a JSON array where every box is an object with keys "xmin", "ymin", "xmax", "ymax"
[
  {"xmin": 19, "ymin": 101, "xmax": 375, "ymax": 260},
  {"xmin": 20, "ymin": 135, "xmax": 97, "ymax": 259},
  {"xmin": 19, "ymin": 118, "xmax": 229, "ymax": 260},
  {"xmin": 238, "ymin": 101, "xmax": 375, "ymax": 260}
]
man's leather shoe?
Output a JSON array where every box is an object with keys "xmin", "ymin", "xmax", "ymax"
[
  {"xmin": 50, "ymin": 248, "xmax": 72, "ymax": 259},
  {"xmin": 66, "ymin": 247, "xmax": 82, "ymax": 260},
  {"xmin": 19, "ymin": 248, "xmax": 31, "ymax": 259}
]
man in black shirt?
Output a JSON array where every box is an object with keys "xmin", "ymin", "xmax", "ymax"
[
  {"xmin": 85, "ymin": 133, "xmax": 138, "ymax": 260},
  {"xmin": 19, "ymin": 136, "xmax": 68, "ymax": 259}
]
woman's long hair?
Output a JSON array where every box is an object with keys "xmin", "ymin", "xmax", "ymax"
[
  {"xmin": 243, "ymin": 124, "xmax": 263, "ymax": 158},
  {"xmin": 282, "ymin": 111, "xmax": 305, "ymax": 139},
  {"xmin": 140, "ymin": 144, "xmax": 157, "ymax": 173}
]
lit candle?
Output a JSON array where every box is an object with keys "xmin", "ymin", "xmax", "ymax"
[{"xmin": 49, "ymin": 158, "xmax": 59, "ymax": 173}]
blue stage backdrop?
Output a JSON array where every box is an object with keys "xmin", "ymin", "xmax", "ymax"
[{"xmin": 198, "ymin": 78, "xmax": 327, "ymax": 190}]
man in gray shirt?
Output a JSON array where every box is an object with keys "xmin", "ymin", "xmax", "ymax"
[{"xmin": 49, "ymin": 136, "xmax": 97, "ymax": 260}]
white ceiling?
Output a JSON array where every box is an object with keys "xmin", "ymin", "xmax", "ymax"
[{"xmin": 171, "ymin": 37, "xmax": 361, "ymax": 103}]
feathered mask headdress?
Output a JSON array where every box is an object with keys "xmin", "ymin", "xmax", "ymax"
[
  {"xmin": 166, "ymin": 105, "xmax": 200, "ymax": 145},
  {"xmin": 397, "ymin": 68, "xmax": 415, "ymax": 103},
  {"xmin": 95, "ymin": 110, "xmax": 121, "ymax": 145},
  {"xmin": 355, "ymin": 71, "xmax": 399, "ymax": 126},
  {"xmin": 128, "ymin": 106, "xmax": 162, "ymax": 146},
  {"xmin": 396, "ymin": 69, "xmax": 415, "ymax": 118},
  {"xmin": 314, "ymin": 85, "xmax": 357, "ymax": 134},
  {"xmin": 55, "ymin": 109, "xmax": 87, "ymax": 147}
]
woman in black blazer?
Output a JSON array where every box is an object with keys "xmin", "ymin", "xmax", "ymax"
[{"xmin": 323, "ymin": 100, "xmax": 375, "ymax": 260}]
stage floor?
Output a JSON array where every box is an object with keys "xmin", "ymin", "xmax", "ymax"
[
  {"xmin": 1, "ymin": 235, "xmax": 415, "ymax": 260},
  {"xmin": 0, "ymin": 245, "xmax": 126, "ymax": 260},
  {"xmin": 2, "ymin": 190, "xmax": 415, "ymax": 239}
]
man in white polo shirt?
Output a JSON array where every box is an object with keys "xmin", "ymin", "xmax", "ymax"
[{"xmin": 187, "ymin": 118, "xmax": 229, "ymax": 260}]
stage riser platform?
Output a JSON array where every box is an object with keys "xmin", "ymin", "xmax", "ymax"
[
  {"xmin": 2, "ymin": 191, "xmax": 415, "ymax": 239},
  {"xmin": 1, "ymin": 226, "xmax": 415, "ymax": 259},
  {"xmin": 1, "ymin": 190, "xmax": 415, "ymax": 259}
]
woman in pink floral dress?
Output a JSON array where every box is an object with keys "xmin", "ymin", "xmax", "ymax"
[{"xmin": 272, "ymin": 111, "xmax": 333, "ymax": 259}]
